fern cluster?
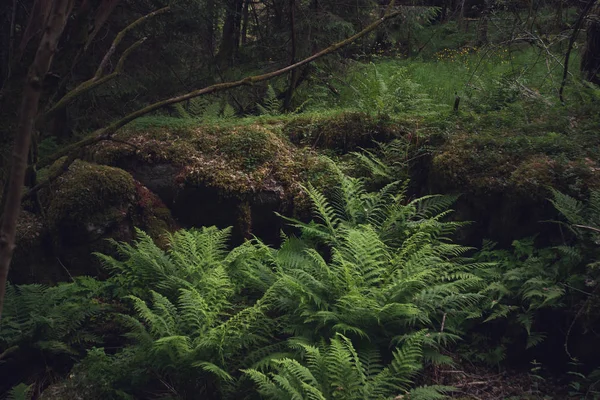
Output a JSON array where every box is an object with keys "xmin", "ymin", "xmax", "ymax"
[
  {"xmin": 52, "ymin": 160, "xmax": 491, "ymax": 399},
  {"xmin": 342, "ymin": 63, "xmax": 440, "ymax": 117},
  {"xmin": 243, "ymin": 333, "xmax": 453, "ymax": 400},
  {"xmin": 461, "ymin": 189, "xmax": 600, "ymax": 366},
  {"xmin": 16, "ymin": 158, "xmax": 600, "ymax": 399},
  {"xmin": 0, "ymin": 277, "xmax": 108, "ymax": 394}
]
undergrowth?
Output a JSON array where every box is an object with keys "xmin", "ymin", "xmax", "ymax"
[{"xmin": 3, "ymin": 150, "xmax": 600, "ymax": 398}]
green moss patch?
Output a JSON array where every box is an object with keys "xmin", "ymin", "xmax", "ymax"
[
  {"xmin": 91, "ymin": 121, "xmax": 339, "ymax": 206},
  {"xmin": 45, "ymin": 160, "xmax": 136, "ymax": 232},
  {"xmin": 282, "ymin": 111, "xmax": 409, "ymax": 153},
  {"xmin": 431, "ymin": 129, "xmax": 600, "ymax": 199}
]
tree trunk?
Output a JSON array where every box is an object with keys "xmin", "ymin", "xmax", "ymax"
[
  {"xmin": 0, "ymin": 0, "xmax": 18, "ymax": 96},
  {"xmin": 284, "ymin": 0, "xmax": 298, "ymax": 111},
  {"xmin": 581, "ymin": 2, "xmax": 600, "ymax": 85},
  {"xmin": 205, "ymin": 0, "xmax": 216, "ymax": 57},
  {"xmin": 0, "ymin": 0, "xmax": 74, "ymax": 320},
  {"xmin": 560, "ymin": 0, "xmax": 597, "ymax": 102},
  {"xmin": 476, "ymin": 8, "xmax": 490, "ymax": 47},
  {"xmin": 219, "ymin": 0, "xmax": 243, "ymax": 67},
  {"xmin": 241, "ymin": 0, "xmax": 250, "ymax": 46}
]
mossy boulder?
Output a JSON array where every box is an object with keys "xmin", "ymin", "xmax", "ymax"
[
  {"xmin": 428, "ymin": 129, "xmax": 600, "ymax": 246},
  {"xmin": 89, "ymin": 121, "xmax": 339, "ymax": 244},
  {"xmin": 15, "ymin": 160, "xmax": 177, "ymax": 279},
  {"xmin": 283, "ymin": 111, "xmax": 407, "ymax": 153}
]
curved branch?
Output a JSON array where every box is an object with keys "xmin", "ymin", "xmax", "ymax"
[
  {"xmin": 38, "ymin": 5, "xmax": 403, "ymax": 170},
  {"xmin": 39, "ymin": 37, "xmax": 147, "ymax": 125},
  {"xmin": 94, "ymin": 6, "xmax": 170, "ymax": 75},
  {"xmin": 39, "ymin": 6, "xmax": 170, "ymax": 127}
]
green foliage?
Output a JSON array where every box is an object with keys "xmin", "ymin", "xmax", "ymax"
[
  {"xmin": 59, "ymin": 156, "xmax": 484, "ymax": 399},
  {"xmin": 243, "ymin": 333, "xmax": 453, "ymax": 400},
  {"xmin": 566, "ymin": 360, "xmax": 600, "ymax": 399},
  {"xmin": 0, "ymin": 277, "xmax": 107, "ymax": 358},
  {"xmin": 463, "ymin": 189, "xmax": 600, "ymax": 367},
  {"xmin": 339, "ymin": 63, "xmax": 439, "ymax": 117},
  {"xmin": 96, "ymin": 227, "xmax": 234, "ymax": 298},
  {"xmin": 257, "ymin": 85, "xmax": 283, "ymax": 116},
  {"xmin": 472, "ymin": 238, "xmax": 571, "ymax": 359},
  {"xmin": 7, "ymin": 384, "xmax": 32, "ymax": 400}
]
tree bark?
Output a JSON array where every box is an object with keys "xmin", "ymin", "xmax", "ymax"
[
  {"xmin": 559, "ymin": 0, "xmax": 597, "ymax": 102},
  {"xmin": 219, "ymin": 0, "xmax": 244, "ymax": 66},
  {"xmin": 581, "ymin": 1, "xmax": 600, "ymax": 85},
  {"xmin": 0, "ymin": 0, "xmax": 74, "ymax": 320},
  {"xmin": 241, "ymin": 0, "xmax": 250, "ymax": 46},
  {"xmin": 284, "ymin": 0, "xmax": 298, "ymax": 111}
]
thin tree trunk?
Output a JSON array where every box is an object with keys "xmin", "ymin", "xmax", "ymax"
[
  {"xmin": 219, "ymin": 0, "xmax": 243, "ymax": 66},
  {"xmin": 0, "ymin": 0, "xmax": 74, "ymax": 320},
  {"xmin": 459, "ymin": 0, "xmax": 466, "ymax": 31},
  {"xmin": 581, "ymin": 1, "xmax": 600, "ymax": 85},
  {"xmin": 241, "ymin": 0, "xmax": 250, "ymax": 46},
  {"xmin": 284, "ymin": 0, "xmax": 298, "ymax": 111},
  {"xmin": 0, "ymin": 0, "xmax": 18, "ymax": 97},
  {"xmin": 205, "ymin": 0, "xmax": 216, "ymax": 57},
  {"xmin": 559, "ymin": 0, "xmax": 597, "ymax": 102}
]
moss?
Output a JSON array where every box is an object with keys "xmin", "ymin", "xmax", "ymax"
[
  {"xmin": 431, "ymin": 127, "xmax": 600, "ymax": 198},
  {"xmin": 90, "ymin": 120, "xmax": 339, "ymax": 207},
  {"xmin": 132, "ymin": 181, "xmax": 176, "ymax": 245},
  {"xmin": 46, "ymin": 160, "xmax": 136, "ymax": 231},
  {"xmin": 282, "ymin": 111, "xmax": 408, "ymax": 153},
  {"xmin": 509, "ymin": 155, "xmax": 557, "ymax": 197}
]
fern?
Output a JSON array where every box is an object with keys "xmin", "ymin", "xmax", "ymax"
[
  {"xmin": 7, "ymin": 383, "xmax": 33, "ymax": 400},
  {"xmin": 269, "ymin": 168, "xmax": 484, "ymax": 363},
  {"xmin": 243, "ymin": 334, "xmax": 450, "ymax": 400},
  {"xmin": 0, "ymin": 278, "xmax": 106, "ymax": 358},
  {"xmin": 257, "ymin": 85, "xmax": 282, "ymax": 116}
]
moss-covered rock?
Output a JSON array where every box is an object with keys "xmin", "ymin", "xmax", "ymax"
[
  {"xmin": 283, "ymin": 111, "xmax": 407, "ymax": 153},
  {"xmin": 88, "ymin": 120, "xmax": 339, "ymax": 243},
  {"xmin": 431, "ymin": 130, "xmax": 600, "ymax": 198},
  {"xmin": 18, "ymin": 160, "xmax": 177, "ymax": 279},
  {"xmin": 9, "ymin": 211, "xmax": 48, "ymax": 283},
  {"xmin": 46, "ymin": 161, "xmax": 136, "ymax": 234},
  {"xmin": 427, "ymin": 126, "xmax": 600, "ymax": 246}
]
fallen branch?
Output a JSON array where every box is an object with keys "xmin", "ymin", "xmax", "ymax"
[
  {"xmin": 37, "ymin": 1, "xmax": 401, "ymax": 171},
  {"xmin": 572, "ymin": 223, "xmax": 600, "ymax": 234}
]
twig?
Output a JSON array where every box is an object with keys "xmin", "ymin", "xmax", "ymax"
[
  {"xmin": 23, "ymin": 151, "xmax": 79, "ymax": 199},
  {"xmin": 57, "ymin": 257, "xmax": 75, "ymax": 282},
  {"xmin": 572, "ymin": 224, "xmax": 600, "ymax": 234}
]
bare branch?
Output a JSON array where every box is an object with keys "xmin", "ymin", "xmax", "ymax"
[
  {"xmin": 40, "ymin": 37, "xmax": 147, "ymax": 125},
  {"xmin": 95, "ymin": 6, "xmax": 170, "ymax": 76},
  {"xmin": 24, "ymin": 152, "xmax": 79, "ymax": 199},
  {"xmin": 39, "ymin": 6, "xmax": 170, "ymax": 126},
  {"xmin": 38, "ymin": 5, "xmax": 403, "ymax": 169},
  {"xmin": 572, "ymin": 224, "xmax": 600, "ymax": 234}
]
